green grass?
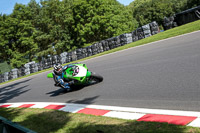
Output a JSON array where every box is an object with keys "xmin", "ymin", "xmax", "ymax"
[
  {"xmin": 1, "ymin": 20, "xmax": 200, "ymax": 86},
  {"xmin": 0, "ymin": 108, "xmax": 199, "ymax": 133}
]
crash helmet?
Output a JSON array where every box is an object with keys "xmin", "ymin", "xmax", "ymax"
[{"xmin": 54, "ymin": 63, "xmax": 62, "ymax": 74}]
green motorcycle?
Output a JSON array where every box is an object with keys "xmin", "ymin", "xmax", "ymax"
[{"xmin": 47, "ymin": 63, "xmax": 103, "ymax": 89}]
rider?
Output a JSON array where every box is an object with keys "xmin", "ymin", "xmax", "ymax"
[{"xmin": 53, "ymin": 63, "xmax": 75, "ymax": 91}]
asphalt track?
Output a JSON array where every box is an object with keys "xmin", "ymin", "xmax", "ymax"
[{"xmin": 1, "ymin": 31, "xmax": 200, "ymax": 112}]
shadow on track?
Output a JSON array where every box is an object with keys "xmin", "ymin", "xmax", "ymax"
[
  {"xmin": 66, "ymin": 95, "xmax": 100, "ymax": 104},
  {"xmin": 0, "ymin": 79, "xmax": 32, "ymax": 103},
  {"xmin": 46, "ymin": 81, "xmax": 101, "ymax": 97},
  {"xmin": 46, "ymin": 85, "xmax": 85, "ymax": 97}
]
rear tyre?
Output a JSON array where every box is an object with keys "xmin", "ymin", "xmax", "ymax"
[{"xmin": 90, "ymin": 72, "xmax": 103, "ymax": 83}]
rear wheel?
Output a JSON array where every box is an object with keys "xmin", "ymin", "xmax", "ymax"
[{"xmin": 90, "ymin": 72, "xmax": 103, "ymax": 83}]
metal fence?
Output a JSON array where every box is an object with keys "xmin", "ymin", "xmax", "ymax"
[{"xmin": 0, "ymin": 116, "xmax": 36, "ymax": 133}]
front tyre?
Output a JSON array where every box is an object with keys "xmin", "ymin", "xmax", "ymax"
[{"xmin": 90, "ymin": 72, "xmax": 103, "ymax": 83}]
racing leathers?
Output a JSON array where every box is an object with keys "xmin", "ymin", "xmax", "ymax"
[{"xmin": 53, "ymin": 64, "xmax": 75, "ymax": 90}]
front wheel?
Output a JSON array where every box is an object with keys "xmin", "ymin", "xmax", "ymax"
[{"xmin": 90, "ymin": 72, "xmax": 103, "ymax": 83}]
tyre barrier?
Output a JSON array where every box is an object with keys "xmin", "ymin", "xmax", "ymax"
[
  {"xmin": 0, "ymin": 21, "xmax": 160, "ymax": 84},
  {"xmin": 136, "ymin": 27, "xmax": 145, "ymax": 40},
  {"xmin": 163, "ymin": 15, "xmax": 178, "ymax": 30},
  {"xmin": 163, "ymin": 5, "xmax": 200, "ymax": 30},
  {"xmin": 150, "ymin": 21, "xmax": 160, "ymax": 35},
  {"xmin": 142, "ymin": 24, "xmax": 152, "ymax": 38}
]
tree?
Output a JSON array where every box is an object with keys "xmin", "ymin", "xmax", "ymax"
[
  {"xmin": 131, "ymin": 0, "xmax": 175, "ymax": 26},
  {"xmin": 185, "ymin": 0, "xmax": 200, "ymax": 9},
  {"xmin": 1, "ymin": 0, "xmax": 139, "ymax": 67},
  {"xmin": 129, "ymin": 0, "xmax": 190, "ymax": 27},
  {"xmin": 29, "ymin": 0, "xmax": 74, "ymax": 60},
  {"xmin": 72, "ymin": 0, "xmax": 138, "ymax": 46},
  {"xmin": 0, "ymin": 4, "xmax": 38, "ymax": 68}
]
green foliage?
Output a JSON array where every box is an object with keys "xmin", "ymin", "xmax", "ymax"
[
  {"xmin": 32, "ymin": 0, "xmax": 74, "ymax": 58},
  {"xmin": 72, "ymin": 0, "xmax": 138, "ymax": 46},
  {"xmin": 0, "ymin": 0, "xmax": 199, "ymax": 68},
  {"xmin": 0, "ymin": 4, "xmax": 38, "ymax": 68},
  {"xmin": 185, "ymin": 0, "xmax": 200, "ymax": 9},
  {"xmin": 130, "ymin": 0, "xmax": 189, "ymax": 26},
  {"xmin": 0, "ymin": 61, "xmax": 11, "ymax": 74}
]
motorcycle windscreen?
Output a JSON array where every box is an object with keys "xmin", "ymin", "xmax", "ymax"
[
  {"xmin": 64, "ymin": 66, "xmax": 87, "ymax": 78},
  {"xmin": 73, "ymin": 66, "xmax": 87, "ymax": 77},
  {"xmin": 47, "ymin": 73, "xmax": 54, "ymax": 78}
]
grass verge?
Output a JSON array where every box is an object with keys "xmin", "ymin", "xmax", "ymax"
[
  {"xmin": 1, "ymin": 20, "xmax": 200, "ymax": 86},
  {"xmin": 0, "ymin": 108, "xmax": 199, "ymax": 133}
]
